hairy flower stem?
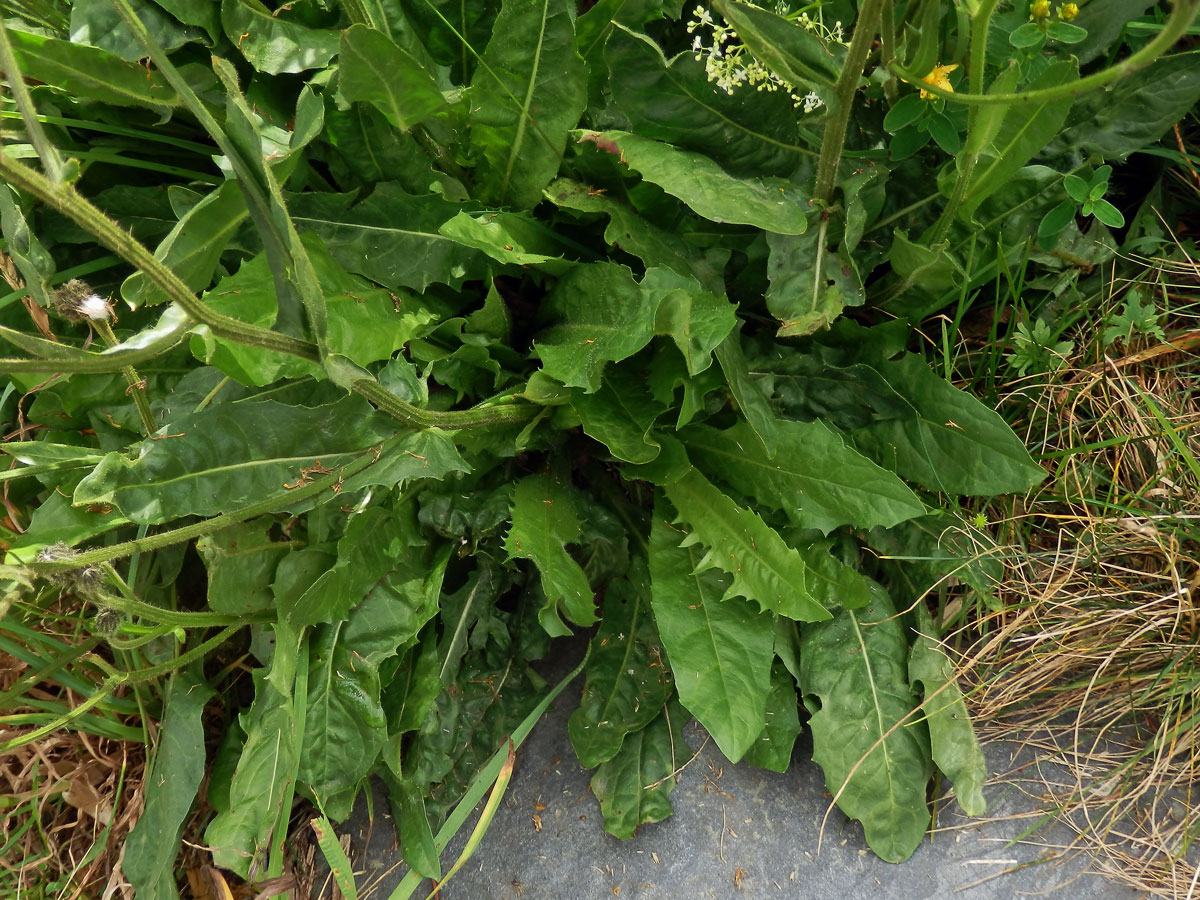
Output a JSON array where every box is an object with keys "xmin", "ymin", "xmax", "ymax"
[
  {"xmin": 0, "ymin": 155, "xmax": 537, "ymax": 430},
  {"xmin": 352, "ymin": 379, "xmax": 537, "ymax": 430},
  {"xmin": 0, "ymin": 315, "xmax": 193, "ymax": 374},
  {"xmin": 812, "ymin": 0, "xmax": 887, "ymax": 208},
  {"xmin": 0, "ymin": 153, "xmax": 320, "ymax": 360},
  {"xmin": 96, "ymin": 562, "xmax": 271, "ymax": 627},
  {"xmin": 926, "ymin": 0, "xmax": 1001, "ymax": 244},
  {"xmin": 105, "ymin": 622, "xmax": 181, "ymax": 650},
  {"xmin": 893, "ymin": 0, "xmax": 1200, "ymax": 105},
  {"xmin": 121, "ymin": 625, "xmax": 243, "ymax": 684},
  {"xmin": 880, "ymin": 0, "xmax": 899, "ymax": 104},
  {"xmin": 94, "ymin": 319, "xmax": 157, "ymax": 436},
  {"xmin": 0, "ymin": 22, "xmax": 66, "ymax": 183},
  {"xmin": 806, "ymin": 0, "xmax": 885, "ymax": 314},
  {"xmin": 94, "ymin": 590, "xmax": 272, "ymax": 628},
  {"xmin": 24, "ymin": 434, "xmax": 405, "ymax": 574}
]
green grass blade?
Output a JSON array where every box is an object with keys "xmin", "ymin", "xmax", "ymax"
[
  {"xmin": 387, "ymin": 649, "xmax": 589, "ymax": 900},
  {"xmin": 312, "ymin": 813, "xmax": 358, "ymax": 900}
]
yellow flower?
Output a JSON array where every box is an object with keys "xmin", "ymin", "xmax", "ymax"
[
  {"xmin": 1029, "ymin": 0, "xmax": 1051, "ymax": 19},
  {"xmin": 1060, "ymin": 2, "xmax": 1079, "ymax": 19},
  {"xmin": 919, "ymin": 63, "xmax": 958, "ymax": 100}
]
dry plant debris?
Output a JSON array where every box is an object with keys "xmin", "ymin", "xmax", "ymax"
[
  {"xmin": 957, "ymin": 254, "xmax": 1200, "ymax": 898},
  {"xmin": 1, "ymin": 644, "xmax": 145, "ymax": 900}
]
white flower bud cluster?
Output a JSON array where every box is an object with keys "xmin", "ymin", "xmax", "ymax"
[
  {"xmin": 688, "ymin": 6, "xmax": 756, "ymax": 95},
  {"xmin": 686, "ymin": 5, "xmax": 848, "ymax": 113}
]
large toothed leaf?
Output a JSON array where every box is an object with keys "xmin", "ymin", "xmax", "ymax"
[
  {"xmin": 73, "ymin": 398, "xmax": 391, "ymax": 524},
  {"xmin": 800, "ymin": 585, "xmax": 933, "ymax": 863},
  {"xmin": 338, "ymin": 24, "xmax": 448, "ymax": 132},
  {"xmin": 546, "ymin": 180, "xmax": 729, "ymax": 294},
  {"xmin": 765, "ymin": 228, "xmax": 864, "ymax": 338},
  {"xmin": 534, "ymin": 262, "xmax": 658, "ymax": 392},
  {"xmin": 399, "ymin": 0, "xmax": 500, "ymax": 82},
  {"xmin": 221, "ymin": 0, "xmax": 339, "ymax": 74},
  {"xmin": 340, "ymin": 430, "xmax": 470, "ymax": 495},
  {"xmin": 1048, "ymin": 50, "xmax": 1200, "ymax": 161},
  {"xmin": 590, "ymin": 709, "xmax": 682, "ymax": 841},
  {"xmin": 648, "ymin": 505, "xmax": 773, "ymax": 761},
  {"xmin": 743, "ymin": 661, "xmax": 802, "ymax": 773},
  {"xmin": 437, "ymin": 211, "xmax": 568, "ymax": 271},
  {"xmin": 684, "ymin": 419, "xmax": 925, "ymax": 535},
  {"xmin": 2, "ymin": 491, "xmax": 129, "ymax": 561},
  {"xmin": 123, "ymin": 672, "xmax": 214, "ymax": 900},
  {"xmin": 504, "ymin": 474, "xmax": 596, "ymax": 633},
  {"xmin": 7, "ymin": 29, "xmax": 178, "ymax": 110},
  {"xmin": 0, "ymin": 185, "xmax": 55, "ymax": 313},
  {"xmin": 205, "ymin": 623, "xmax": 303, "ymax": 878},
  {"xmin": 569, "ymin": 568, "xmax": 673, "ymax": 768},
  {"xmin": 663, "ymin": 469, "xmax": 832, "ymax": 622},
  {"xmin": 281, "ymin": 507, "xmax": 414, "ymax": 628},
  {"xmin": 590, "ymin": 701, "xmax": 687, "ymax": 839},
  {"xmin": 197, "ymin": 519, "xmax": 290, "ymax": 617},
  {"xmin": 909, "ymin": 605, "xmax": 987, "ymax": 817},
  {"xmin": 710, "ymin": 0, "xmax": 842, "ymax": 104},
  {"xmin": 714, "ymin": 329, "xmax": 778, "ymax": 458},
  {"xmin": 122, "ymin": 180, "xmax": 248, "ymax": 309},
  {"xmin": 575, "ymin": 129, "xmax": 809, "ymax": 233},
  {"xmin": 288, "ymin": 185, "xmax": 491, "ymax": 294},
  {"xmin": 190, "ymin": 233, "xmax": 439, "ymax": 386},
  {"xmin": 469, "ymin": 0, "xmax": 587, "ymax": 208},
  {"xmin": 960, "ymin": 61, "xmax": 1077, "ymax": 220},
  {"xmin": 572, "ymin": 367, "xmax": 666, "ymax": 464},
  {"xmin": 300, "ymin": 546, "xmax": 447, "ymax": 819},
  {"xmin": 70, "ymin": 0, "xmax": 212, "ymax": 59},
  {"xmin": 846, "ymin": 355, "xmax": 1047, "ymax": 495},
  {"xmin": 322, "ymin": 104, "xmax": 443, "ymax": 191},
  {"xmin": 645, "ymin": 268, "xmax": 738, "ymax": 376},
  {"xmin": 603, "ymin": 26, "xmax": 807, "ymax": 177}
]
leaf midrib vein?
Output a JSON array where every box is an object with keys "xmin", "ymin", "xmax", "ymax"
[
  {"xmin": 500, "ymin": 0, "xmax": 550, "ymax": 197},
  {"xmin": 684, "ymin": 543, "xmax": 741, "ymax": 740},
  {"xmin": 135, "ymin": 449, "xmax": 365, "ymax": 491},
  {"xmin": 849, "ymin": 613, "xmax": 900, "ymax": 803},
  {"xmin": 291, "ymin": 216, "xmax": 460, "ymax": 245},
  {"xmin": 596, "ymin": 595, "xmax": 644, "ymax": 724}
]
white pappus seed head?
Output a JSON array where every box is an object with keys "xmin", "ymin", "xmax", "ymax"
[
  {"xmin": 78, "ymin": 294, "xmax": 113, "ymax": 321},
  {"xmin": 51, "ymin": 279, "xmax": 114, "ymax": 322}
]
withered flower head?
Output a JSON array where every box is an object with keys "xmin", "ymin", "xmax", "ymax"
[{"xmin": 52, "ymin": 279, "xmax": 113, "ymax": 322}]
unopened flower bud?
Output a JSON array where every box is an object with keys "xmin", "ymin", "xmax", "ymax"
[
  {"xmin": 1029, "ymin": 0, "xmax": 1051, "ymax": 19},
  {"xmin": 93, "ymin": 605, "xmax": 123, "ymax": 635},
  {"xmin": 1060, "ymin": 2, "xmax": 1079, "ymax": 20},
  {"xmin": 35, "ymin": 543, "xmax": 102, "ymax": 594},
  {"xmin": 36, "ymin": 542, "xmax": 80, "ymax": 564}
]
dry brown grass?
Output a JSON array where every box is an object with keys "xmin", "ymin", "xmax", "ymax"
[
  {"xmin": 954, "ymin": 251, "xmax": 1200, "ymax": 897},
  {"xmin": 0, "ymin": 644, "xmax": 146, "ymax": 900},
  {"xmin": 0, "ymin": 626, "xmax": 319, "ymax": 900}
]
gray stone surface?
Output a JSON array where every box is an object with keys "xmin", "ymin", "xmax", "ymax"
[{"xmin": 329, "ymin": 679, "xmax": 1144, "ymax": 900}]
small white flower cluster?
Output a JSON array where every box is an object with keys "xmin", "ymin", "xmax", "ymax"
[
  {"xmin": 796, "ymin": 11, "xmax": 848, "ymax": 46},
  {"xmin": 688, "ymin": 6, "xmax": 759, "ymax": 95},
  {"xmin": 687, "ymin": 5, "xmax": 844, "ymax": 112}
]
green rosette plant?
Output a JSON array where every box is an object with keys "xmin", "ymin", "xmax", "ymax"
[{"xmin": 0, "ymin": 0, "xmax": 1196, "ymax": 891}]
